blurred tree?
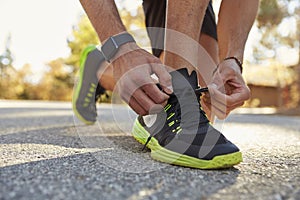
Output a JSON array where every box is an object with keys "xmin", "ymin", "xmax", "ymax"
[
  {"xmin": 35, "ymin": 58, "xmax": 74, "ymax": 101},
  {"xmin": 65, "ymin": 5, "xmax": 148, "ymax": 73},
  {"xmin": 0, "ymin": 34, "xmax": 17, "ymax": 99},
  {"xmin": 256, "ymin": 0, "xmax": 300, "ymax": 107},
  {"xmin": 255, "ymin": 0, "xmax": 299, "ymax": 62},
  {"xmin": 0, "ymin": 63, "xmax": 32, "ymax": 100},
  {"xmin": 0, "ymin": 35, "xmax": 40, "ymax": 100},
  {"xmin": 0, "ymin": 34, "xmax": 14, "ymax": 79},
  {"xmin": 64, "ymin": 5, "xmax": 148, "ymax": 103},
  {"xmin": 0, "ymin": 4, "xmax": 147, "ymax": 101},
  {"xmin": 65, "ymin": 15, "xmax": 99, "ymax": 70},
  {"xmin": 12, "ymin": 64, "xmax": 34, "ymax": 100},
  {"xmin": 119, "ymin": 5, "xmax": 149, "ymax": 48}
]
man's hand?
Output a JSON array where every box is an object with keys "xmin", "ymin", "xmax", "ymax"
[
  {"xmin": 112, "ymin": 43, "xmax": 173, "ymax": 116},
  {"xmin": 201, "ymin": 0, "xmax": 258, "ymax": 120},
  {"xmin": 202, "ymin": 59, "xmax": 251, "ymax": 119}
]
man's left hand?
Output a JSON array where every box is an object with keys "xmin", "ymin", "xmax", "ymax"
[{"xmin": 202, "ymin": 59, "xmax": 251, "ymax": 119}]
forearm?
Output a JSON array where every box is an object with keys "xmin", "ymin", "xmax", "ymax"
[
  {"xmin": 79, "ymin": 0, "xmax": 126, "ymax": 42},
  {"xmin": 218, "ymin": 0, "xmax": 259, "ymax": 61},
  {"xmin": 164, "ymin": 0, "xmax": 210, "ymax": 71}
]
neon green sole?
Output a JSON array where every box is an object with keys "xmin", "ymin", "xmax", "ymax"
[
  {"xmin": 72, "ymin": 45, "xmax": 97, "ymax": 125},
  {"xmin": 132, "ymin": 119, "xmax": 242, "ymax": 169}
]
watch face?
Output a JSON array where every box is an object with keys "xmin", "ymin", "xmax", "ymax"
[{"xmin": 101, "ymin": 37, "xmax": 119, "ymax": 62}]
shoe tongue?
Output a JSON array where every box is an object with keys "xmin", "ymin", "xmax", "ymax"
[
  {"xmin": 170, "ymin": 68, "xmax": 198, "ymax": 91},
  {"xmin": 169, "ymin": 68, "xmax": 201, "ymax": 130}
]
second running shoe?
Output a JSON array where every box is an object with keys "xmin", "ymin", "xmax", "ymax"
[{"xmin": 72, "ymin": 46, "xmax": 107, "ymax": 124}]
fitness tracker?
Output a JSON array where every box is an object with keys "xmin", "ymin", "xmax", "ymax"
[{"xmin": 101, "ymin": 32, "xmax": 135, "ymax": 62}]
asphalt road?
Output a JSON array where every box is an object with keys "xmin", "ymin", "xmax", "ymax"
[{"xmin": 0, "ymin": 100, "xmax": 299, "ymax": 200}]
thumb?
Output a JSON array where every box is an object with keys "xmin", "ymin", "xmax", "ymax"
[
  {"xmin": 210, "ymin": 71, "xmax": 226, "ymax": 93},
  {"xmin": 151, "ymin": 64, "xmax": 173, "ymax": 94},
  {"xmin": 207, "ymin": 83, "xmax": 218, "ymax": 96}
]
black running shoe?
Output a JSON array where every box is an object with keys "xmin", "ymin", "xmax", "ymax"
[
  {"xmin": 72, "ymin": 45, "xmax": 107, "ymax": 124},
  {"xmin": 132, "ymin": 68, "xmax": 242, "ymax": 169}
]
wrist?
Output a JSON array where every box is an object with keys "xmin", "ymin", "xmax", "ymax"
[
  {"xmin": 101, "ymin": 31, "xmax": 128, "ymax": 44},
  {"xmin": 213, "ymin": 56, "xmax": 243, "ymax": 76},
  {"xmin": 99, "ymin": 32, "xmax": 136, "ymax": 63},
  {"xmin": 110, "ymin": 42, "xmax": 139, "ymax": 62},
  {"xmin": 223, "ymin": 56, "xmax": 243, "ymax": 73}
]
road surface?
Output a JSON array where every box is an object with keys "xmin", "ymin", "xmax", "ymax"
[{"xmin": 0, "ymin": 100, "xmax": 299, "ymax": 200}]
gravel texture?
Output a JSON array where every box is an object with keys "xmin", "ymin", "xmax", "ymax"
[{"xmin": 0, "ymin": 100, "xmax": 299, "ymax": 200}]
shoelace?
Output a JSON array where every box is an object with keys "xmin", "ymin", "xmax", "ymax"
[
  {"xmin": 95, "ymin": 92, "xmax": 110, "ymax": 103},
  {"xmin": 142, "ymin": 87, "xmax": 209, "ymax": 151},
  {"xmin": 95, "ymin": 83, "xmax": 109, "ymax": 103}
]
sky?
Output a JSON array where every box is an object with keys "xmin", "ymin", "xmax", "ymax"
[
  {"xmin": 0, "ymin": 0, "xmax": 84, "ymax": 74},
  {"xmin": 0, "ymin": 0, "xmax": 144, "ymax": 81},
  {"xmin": 0, "ymin": 0, "xmax": 298, "ymax": 80}
]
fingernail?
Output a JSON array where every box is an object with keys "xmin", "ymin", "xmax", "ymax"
[
  {"xmin": 165, "ymin": 85, "xmax": 173, "ymax": 94},
  {"xmin": 208, "ymin": 84, "xmax": 216, "ymax": 95},
  {"xmin": 211, "ymin": 83, "xmax": 217, "ymax": 89}
]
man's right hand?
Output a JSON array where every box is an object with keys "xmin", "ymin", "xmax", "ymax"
[{"xmin": 111, "ymin": 42, "xmax": 173, "ymax": 116}]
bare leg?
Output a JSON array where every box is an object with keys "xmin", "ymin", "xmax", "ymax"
[
  {"xmin": 197, "ymin": 34, "xmax": 219, "ymax": 87},
  {"xmin": 164, "ymin": 0, "xmax": 210, "ymax": 72},
  {"xmin": 198, "ymin": 34, "xmax": 219, "ymax": 122},
  {"xmin": 98, "ymin": 0, "xmax": 214, "ymax": 92},
  {"xmin": 98, "ymin": 33, "xmax": 218, "ymax": 92}
]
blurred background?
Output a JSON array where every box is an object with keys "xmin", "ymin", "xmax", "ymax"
[{"xmin": 0, "ymin": 0, "xmax": 299, "ymax": 112}]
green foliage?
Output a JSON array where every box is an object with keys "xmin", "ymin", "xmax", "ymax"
[
  {"xmin": 257, "ymin": 0, "xmax": 284, "ymax": 28},
  {"xmin": 254, "ymin": 0, "xmax": 300, "ymax": 107},
  {"xmin": 63, "ymin": 7, "xmax": 148, "ymax": 103},
  {"xmin": 65, "ymin": 15, "xmax": 99, "ymax": 71},
  {"xmin": 0, "ymin": 5, "xmax": 149, "ymax": 101},
  {"xmin": 65, "ymin": 7, "xmax": 148, "ymax": 73},
  {"xmin": 0, "ymin": 63, "xmax": 31, "ymax": 100},
  {"xmin": 35, "ymin": 58, "xmax": 74, "ymax": 101},
  {"xmin": 255, "ymin": 0, "xmax": 300, "ymax": 59},
  {"xmin": 0, "ymin": 59, "xmax": 74, "ymax": 101},
  {"xmin": 0, "ymin": 34, "xmax": 14, "ymax": 81},
  {"xmin": 0, "ymin": 34, "xmax": 20, "ymax": 99}
]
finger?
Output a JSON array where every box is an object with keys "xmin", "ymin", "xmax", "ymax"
[
  {"xmin": 209, "ymin": 91, "xmax": 247, "ymax": 116},
  {"xmin": 203, "ymin": 100, "xmax": 227, "ymax": 120},
  {"xmin": 227, "ymin": 88, "xmax": 251, "ymax": 104},
  {"xmin": 120, "ymin": 85, "xmax": 164, "ymax": 116},
  {"xmin": 120, "ymin": 93, "xmax": 147, "ymax": 116},
  {"xmin": 208, "ymin": 85, "xmax": 244, "ymax": 107},
  {"xmin": 117, "ymin": 79, "xmax": 153, "ymax": 114},
  {"xmin": 151, "ymin": 64, "xmax": 173, "ymax": 94},
  {"xmin": 142, "ymin": 83, "xmax": 169, "ymax": 104},
  {"xmin": 229, "ymin": 102, "xmax": 244, "ymax": 111},
  {"xmin": 208, "ymin": 93, "xmax": 245, "ymax": 114},
  {"xmin": 133, "ymin": 86, "xmax": 166, "ymax": 114},
  {"xmin": 131, "ymin": 88, "xmax": 157, "ymax": 113},
  {"xmin": 211, "ymin": 71, "xmax": 226, "ymax": 91},
  {"xmin": 202, "ymin": 93, "xmax": 211, "ymax": 105},
  {"xmin": 129, "ymin": 69, "xmax": 169, "ymax": 102},
  {"xmin": 211, "ymin": 104, "xmax": 228, "ymax": 120},
  {"xmin": 117, "ymin": 73, "xmax": 168, "ymax": 114},
  {"xmin": 210, "ymin": 94, "xmax": 242, "ymax": 114},
  {"xmin": 207, "ymin": 86, "xmax": 228, "ymax": 111},
  {"xmin": 129, "ymin": 98, "xmax": 148, "ymax": 116},
  {"xmin": 222, "ymin": 102, "xmax": 244, "ymax": 116}
]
